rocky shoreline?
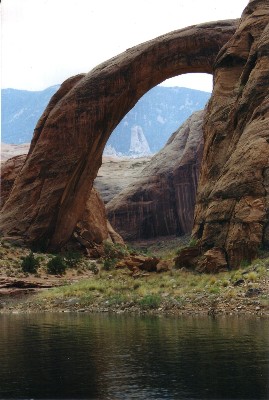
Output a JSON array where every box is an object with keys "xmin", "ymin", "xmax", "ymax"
[
  {"xmin": 1, "ymin": 290, "xmax": 268, "ymax": 318},
  {"xmin": 0, "ymin": 236, "xmax": 269, "ymax": 318},
  {"xmin": 1, "ymin": 271, "xmax": 268, "ymax": 318}
]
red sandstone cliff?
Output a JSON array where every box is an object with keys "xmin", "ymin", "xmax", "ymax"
[
  {"xmin": 191, "ymin": 0, "xmax": 269, "ymax": 268},
  {"xmin": 0, "ymin": 155, "xmax": 26, "ymax": 209},
  {"xmin": 107, "ymin": 111, "xmax": 204, "ymax": 240}
]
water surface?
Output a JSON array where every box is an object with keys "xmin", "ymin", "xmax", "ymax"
[{"xmin": 0, "ymin": 313, "xmax": 268, "ymax": 399}]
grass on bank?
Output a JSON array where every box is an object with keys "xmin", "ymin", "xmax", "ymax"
[
  {"xmin": 1, "ymin": 237, "xmax": 269, "ymax": 312},
  {"xmin": 32, "ymin": 258, "xmax": 269, "ymax": 311}
]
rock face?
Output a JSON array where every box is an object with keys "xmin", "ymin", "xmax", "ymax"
[
  {"xmin": 0, "ymin": 20, "xmax": 236, "ymax": 250},
  {"xmin": 192, "ymin": 0, "xmax": 269, "ymax": 268},
  {"xmin": 129, "ymin": 126, "xmax": 151, "ymax": 157},
  {"xmin": 74, "ymin": 188, "xmax": 124, "ymax": 253},
  {"xmin": 107, "ymin": 110, "xmax": 204, "ymax": 240},
  {"xmin": 0, "ymin": 155, "xmax": 26, "ymax": 209},
  {"xmin": 0, "ymin": 155, "xmax": 123, "ymax": 249}
]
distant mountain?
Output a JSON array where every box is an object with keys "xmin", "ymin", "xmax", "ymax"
[
  {"xmin": 2, "ymin": 85, "xmax": 210, "ymax": 154},
  {"xmin": 106, "ymin": 86, "xmax": 210, "ymax": 155},
  {"xmin": 1, "ymin": 86, "xmax": 60, "ymax": 144}
]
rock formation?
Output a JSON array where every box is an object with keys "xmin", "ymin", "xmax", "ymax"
[
  {"xmin": 0, "ymin": 155, "xmax": 26, "ymax": 209},
  {"xmin": 107, "ymin": 110, "xmax": 204, "ymax": 240},
  {"xmin": 0, "ymin": 20, "xmax": 237, "ymax": 250},
  {"xmin": 129, "ymin": 125, "xmax": 151, "ymax": 157},
  {"xmin": 1, "ymin": 155, "xmax": 123, "ymax": 250},
  {"xmin": 191, "ymin": 0, "xmax": 269, "ymax": 268},
  {"xmin": 74, "ymin": 187, "xmax": 124, "ymax": 254}
]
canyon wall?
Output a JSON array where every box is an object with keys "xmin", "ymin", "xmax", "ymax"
[
  {"xmin": 107, "ymin": 111, "xmax": 204, "ymax": 240},
  {"xmin": 192, "ymin": 0, "xmax": 269, "ymax": 267}
]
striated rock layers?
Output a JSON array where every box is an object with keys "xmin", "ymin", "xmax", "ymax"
[
  {"xmin": 0, "ymin": 155, "xmax": 26, "ymax": 209},
  {"xmin": 107, "ymin": 111, "xmax": 204, "ymax": 240},
  {"xmin": 0, "ymin": 155, "xmax": 123, "ymax": 250},
  {"xmin": 191, "ymin": 0, "xmax": 269, "ymax": 268},
  {"xmin": 0, "ymin": 20, "xmax": 237, "ymax": 250}
]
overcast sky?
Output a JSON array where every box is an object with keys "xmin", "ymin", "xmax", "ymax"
[{"xmin": 2, "ymin": 0, "xmax": 249, "ymax": 92}]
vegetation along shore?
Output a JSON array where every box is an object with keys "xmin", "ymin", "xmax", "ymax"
[{"xmin": 0, "ymin": 236, "xmax": 268, "ymax": 317}]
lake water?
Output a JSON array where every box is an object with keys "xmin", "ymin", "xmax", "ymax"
[{"xmin": 0, "ymin": 313, "xmax": 268, "ymax": 399}]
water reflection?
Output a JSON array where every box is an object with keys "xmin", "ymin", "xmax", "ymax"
[{"xmin": 0, "ymin": 313, "xmax": 268, "ymax": 399}]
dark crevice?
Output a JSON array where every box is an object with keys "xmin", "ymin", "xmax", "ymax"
[
  {"xmin": 168, "ymin": 173, "xmax": 183, "ymax": 236},
  {"xmin": 216, "ymin": 54, "xmax": 246, "ymax": 69}
]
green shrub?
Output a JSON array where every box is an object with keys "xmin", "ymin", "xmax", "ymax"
[
  {"xmin": 87, "ymin": 263, "xmax": 99, "ymax": 275},
  {"xmin": 103, "ymin": 258, "xmax": 117, "ymax": 271},
  {"xmin": 188, "ymin": 237, "xmax": 198, "ymax": 247},
  {"xmin": 103, "ymin": 241, "xmax": 128, "ymax": 259},
  {"xmin": 246, "ymin": 271, "xmax": 258, "ymax": 282},
  {"xmin": 209, "ymin": 277, "xmax": 217, "ymax": 285},
  {"xmin": 21, "ymin": 252, "xmax": 40, "ymax": 273},
  {"xmin": 208, "ymin": 286, "xmax": 220, "ymax": 294},
  {"xmin": 47, "ymin": 255, "xmax": 67, "ymax": 275},
  {"xmin": 138, "ymin": 294, "xmax": 161, "ymax": 309},
  {"xmin": 240, "ymin": 259, "xmax": 250, "ymax": 268},
  {"xmin": 222, "ymin": 279, "xmax": 230, "ymax": 287},
  {"xmin": 64, "ymin": 251, "xmax": 82, "ymax": 268}
]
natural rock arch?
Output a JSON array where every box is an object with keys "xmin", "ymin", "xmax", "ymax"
[{"xmin": 0, "ymin": 20, "xmax": 237, "ymax": 249}]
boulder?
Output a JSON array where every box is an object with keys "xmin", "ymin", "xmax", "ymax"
[
  {"xmin": 75, "ymin": 188, "xmax": 122, "ymax": 246},
  {"xmin": 174, "ymin": 246, "xmax": 201, "ymax": 270},
  {"xmin": 174, "ymin": 246, "xmax": 227, "ymax": 273},
  {"xmin": 116, "ymin": 255, "xmax": 160, "ymax": 273},
  {"xmin": 196, "ymin": 248, "xmax": 228, "ymax": 273}
]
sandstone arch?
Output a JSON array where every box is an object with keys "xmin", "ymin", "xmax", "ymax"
[{"xmin": 0, "ymin": 20, "xmax": 237, "ymax": 249}]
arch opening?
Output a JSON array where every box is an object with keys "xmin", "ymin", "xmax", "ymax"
[
  {"xmin": 104, "ymin": 73, "xmax": 211, "ymax": 157},
  {"xmin": 97, "ymin": 73, "xmax": 211, "ymax": 242},
  {"xmin": 161, "ymin": 73, "xmax": 213, "ymax": 93}
]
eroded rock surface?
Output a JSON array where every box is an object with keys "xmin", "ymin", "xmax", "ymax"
[
  {"xmin": 192, "ymin": 0, "xmax": 269, "ymax": 267},
  {"xmin": 0, "ymin": 155, "xmax": 26, "ymax": 209},
  {"xmin": 74, "ymin": 187, "xmax": 124, "ymax": 255},
  {"xmin": 1, "ymin": 155, "xmax": 123, "ymax": 251},
  {"xmin": 107, "ymin": 110, "xmax": 204, "ymax": 240},
  {"xmin": 0, "ymin": 20, "xmax": 237, "ymax": 250}
]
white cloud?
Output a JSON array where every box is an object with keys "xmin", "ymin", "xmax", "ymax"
[{"xmin": 1, "ymin": 0, "xmax": 249, "ymax": 91}]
